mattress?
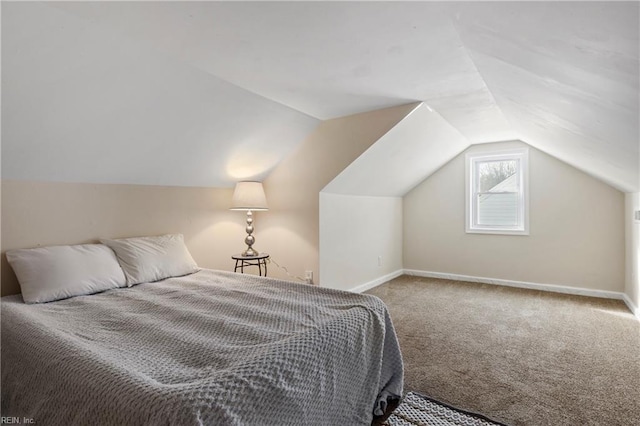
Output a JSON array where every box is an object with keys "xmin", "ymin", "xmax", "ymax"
[{"xmin": 1, "ymin": 269, "xmax": 403, "ymax": 425}]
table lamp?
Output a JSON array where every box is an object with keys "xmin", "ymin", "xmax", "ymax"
[{"xmin": 230, "ymin": 181, "xmax": 268, "ymax": 257}]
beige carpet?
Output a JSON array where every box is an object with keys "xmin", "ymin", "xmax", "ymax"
[{"xmin": 367, "ymin": 275, "xmax": 640, "ymax": 426}]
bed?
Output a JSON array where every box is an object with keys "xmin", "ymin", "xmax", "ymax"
[{"xmin": 1, "ymin": 267, "xmax": 403, "ymax": 425}]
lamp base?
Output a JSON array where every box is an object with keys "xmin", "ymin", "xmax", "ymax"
[
  {"xmin": 241, "ymin": 210, "xmax": 259, "ymax": 257},
  {"xmin": 241, "ymin": 247, "xmax": 259, "ymax": 257}
]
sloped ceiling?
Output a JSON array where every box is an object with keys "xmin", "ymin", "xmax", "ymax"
[
  {"xmin": 1, "ymin": 2, "xmax": 319, "ymax": 187},
  {"xmin": 2, "ymin": 1, "xmax": 638, "ymax": 191}
]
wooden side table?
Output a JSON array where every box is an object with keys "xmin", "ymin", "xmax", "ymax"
[{"xmin": 232, "ymin": 253, "xmax": 270, "ymax": 277}]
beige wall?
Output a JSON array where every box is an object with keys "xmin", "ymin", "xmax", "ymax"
[
  {"xmin": 625, "ymin": 192, "xmax": 640, "ymax": 312},
  {"xmin": 404, "ymin": 141, "xmax": 626, "ymax": 292},
  {"xmin": 260, "ymin": 102, "xmax": 418, "ymax": 284},
  {"xmin": 1, "ymin": 181, "xmax": 247, "ymax": 296},
  {"xmin": 1, "ymin": 102, "xmax": 418, "ymax": 295}
]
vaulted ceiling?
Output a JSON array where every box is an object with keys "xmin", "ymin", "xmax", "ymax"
[{"xmin": 2, "ymin": 1, "xmax": 638, "ymax": 191}]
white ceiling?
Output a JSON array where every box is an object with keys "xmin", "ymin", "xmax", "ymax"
[{"xmin": 2, "ymin": 1, "xmax": 638, "ymax": 191}]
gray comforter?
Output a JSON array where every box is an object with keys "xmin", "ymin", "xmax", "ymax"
[{"xmin": 1, "ymin": 269, "xmax": 403, "ymax": 425}]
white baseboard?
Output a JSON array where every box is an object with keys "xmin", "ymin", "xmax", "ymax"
[
  {"xmin": 349, "ymin": 269, "xmax": 404, "ymax": 294},
  {"xmin": 404, "ymin": 269, "xmax": 639, "ymax": 321},
  {"xmin": 621, "ymin": 293, "xmax": 640, "ymax": 320}
]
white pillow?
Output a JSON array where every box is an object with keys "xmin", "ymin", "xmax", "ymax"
[
  {"xmin": 6, "ymin": 244, "xmax": 127, "ymax": 304},
  {"xmin": 100, "ymin": 234, "xmax": 199, "ymax": 286}
]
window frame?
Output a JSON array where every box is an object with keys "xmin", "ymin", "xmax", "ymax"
[{"xmin": 465, "ymin": 148, "xmax": 529, "ymax": 236}]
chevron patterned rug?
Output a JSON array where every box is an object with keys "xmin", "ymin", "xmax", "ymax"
[{"xmin": 384, "ymin": 392, "xmax": 508, "ymax": 426}]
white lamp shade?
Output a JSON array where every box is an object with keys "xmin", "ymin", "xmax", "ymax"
[{"xmin": 230, "ymin": 182, "xmax": 268, "ymax": 211}]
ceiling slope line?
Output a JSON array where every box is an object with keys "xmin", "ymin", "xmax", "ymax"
[
  {"xmin": 460, "ymin": 41, "xmax": 639, "ymax": 116},
  {"xmin": 419, "ymin": 101, "xmax": 476, "ymax": 148},
  {"xmin": 45, "ymin": 2, "xmax": 320, "ymax": 122},
  {"xmin": 448, "ymin": 15, "xmax": 638, "ymax": 193},
  {"xmin": 462, "ymin": 48, "xmax": 638, "ymax": 191},
  {"xmin": 447, "ymin": 16, "xmax": 520, "ymax": 142}
]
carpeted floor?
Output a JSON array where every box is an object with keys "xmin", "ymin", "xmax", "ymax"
[{"xmin": 367, "ymin": 275, "xmax": 640, "ymax": 426}]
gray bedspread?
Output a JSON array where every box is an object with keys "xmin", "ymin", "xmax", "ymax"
[{"xmin": 1, "ymin": 269, "xmax": 403, "ymax": 425}]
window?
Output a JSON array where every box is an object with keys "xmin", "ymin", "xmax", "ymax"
[{"xmin": 465, "ymin": 148, "xmax": 529, "ymax": 235}]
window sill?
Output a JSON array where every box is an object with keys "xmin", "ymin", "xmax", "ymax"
[{"xmin": 466, "ymin": 228, "xmax": 529, "ymax": 236}]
